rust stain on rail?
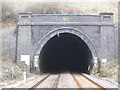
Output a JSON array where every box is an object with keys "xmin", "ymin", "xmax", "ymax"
[
  {"xmin": 80, "ymin": 74, "xmax": 107, "ymax": 90},
  {"xmin": 29, "ymin": 74, "xmax": 50, "ymax": 89}
]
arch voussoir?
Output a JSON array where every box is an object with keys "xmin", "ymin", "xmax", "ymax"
[{"xmin": 34, "ymin": 27, "xmax": 98, "ymax": 61}]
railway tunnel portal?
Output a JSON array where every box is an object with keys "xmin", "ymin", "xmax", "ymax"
[
  {"xmin": 13, "ymin": 13, "xmax": 116, "ymax": 74},
  {"xmin": 35, "ymin": 28, "xmax": 98, "ymax": 74}
]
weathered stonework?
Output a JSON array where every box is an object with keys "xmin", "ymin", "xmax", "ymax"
[{"xmin": 2, "ymin": 13, "xmax": 117, "ymax": 72}]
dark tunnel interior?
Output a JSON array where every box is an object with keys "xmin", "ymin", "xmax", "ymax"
[{"xmin": 39, "ymin": 33, "xmax": 93, "ymax": 74}]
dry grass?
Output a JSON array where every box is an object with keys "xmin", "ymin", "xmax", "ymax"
[
  {"xmin": 2, "ymin": 2, "xmax": 118, "ymax": 26},
  {"xmin": 0, "ymin": 56, "xmax": 24, "ymax": 82},
  {"xmin": 93, "ymin": 60, "xmax": 118, "ymax": 78}
]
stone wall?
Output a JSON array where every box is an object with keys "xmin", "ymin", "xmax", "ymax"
[{"xmin": 2, "ymin": 13, "xmax": 117, "ymax": 71}]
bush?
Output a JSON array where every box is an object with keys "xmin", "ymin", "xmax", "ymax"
[{"xmin": 2, "ymin": 2, "xmax": 17, "ymax": 25}]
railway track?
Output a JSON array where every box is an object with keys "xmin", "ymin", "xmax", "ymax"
[
  {"xmin": 52, "ymin": 74, "xmax": 61, "ymax": 88},
  {"xmin": 29, "ymin": 73, "xmax": 107, "ymax": 89},
  {"xmin": 29, "ymin": 74, "xmax": 51, "ymax": 89},
  {"xmin": 72, "ymin": 74, "xmax": 107, "ymax": 89},
  {"xmin": 29, "ymin": 74, "xmax": 61, "ymax": 89},
  {"xmin": 81, "ymin": 74, "xmax": 107, "ymax": 89}
]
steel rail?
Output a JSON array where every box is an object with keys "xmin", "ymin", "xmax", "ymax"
[
  {"xmin": 80, "ymin": 74, "xmax": 107, "ymax": 90},
  {"xmin": 52, "ymin": 74, "xmax": 61, "ymax": 88},
  {"xmin": 71, "ymin": 74, "xmax": 83, "ymax": 89},
  {"xmin": 29, "ymin": 74, "xmax": 50, "ymax": 89}
]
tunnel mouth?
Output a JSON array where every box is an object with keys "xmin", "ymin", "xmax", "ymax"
[{"xmin": 39, "ymin": 33, "xmax": 93, "ymax": 74}]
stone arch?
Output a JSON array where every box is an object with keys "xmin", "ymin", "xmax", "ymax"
[
  {"xmin": 33, "ymin": 27, "xmax": 99, "ymax": 74},
  {"xmin": 34, "ymin": 27, "xmax": 98, "ymax": 60}
]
